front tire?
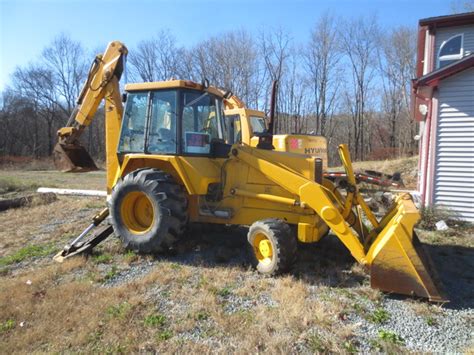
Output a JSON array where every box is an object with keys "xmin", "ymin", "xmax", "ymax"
[
  {"xmin": 109, "ymin": 169, "xmax": 187, "ymax": 253},
  {"xmin": 247, "ymin": 218, "xmax": 297, "ymax": 275}
]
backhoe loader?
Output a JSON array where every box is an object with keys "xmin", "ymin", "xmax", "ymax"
[{"xmin": 53, "ymin": 41, "xmax": 445, "ymax": 301}]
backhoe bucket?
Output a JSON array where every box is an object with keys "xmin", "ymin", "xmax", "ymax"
[
  {"xmin": 366, "ymin": 194, "xmax": 447, "ymax": 302},
  {"xmin": 53, "ymin": 142, "xmax": 98, "ymax": 172}
]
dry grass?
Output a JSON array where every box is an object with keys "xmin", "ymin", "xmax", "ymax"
[
  {"xmin": 0, "ymin": 256, "xmax": 359, "ymax": 353},
  {"xmin": 0, "ymin": 162, "xmax": 472, "ymax": 353},
  {"xmin": 0, "ymin": 196, "xmax": 103, "ymax": 258},
  {"xmin": 0, "ymin": 170, "xmax": 106, "ymax": 194}
]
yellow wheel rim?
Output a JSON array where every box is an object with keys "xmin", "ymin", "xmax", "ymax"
[
  {"xmin": 253, "ymin": 233, "xmax": 273, "ymax": 265},
  {"xmin": 120, "ymin": 191, "xmax": 154, "ymax": 234}
]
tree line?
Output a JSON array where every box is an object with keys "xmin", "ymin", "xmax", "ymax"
[{"xmin": 0, "ymin": 13, "xmax": 418, "ymax": 165}]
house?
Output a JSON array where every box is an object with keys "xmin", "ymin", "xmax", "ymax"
[{"xmin": 412, "ymin": 12, "xmax": 474, "ymax": 222}]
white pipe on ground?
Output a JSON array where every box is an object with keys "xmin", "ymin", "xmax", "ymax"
[{"xmin": 37, "ymin": 187, "xmax": 107, "ymax": 197}]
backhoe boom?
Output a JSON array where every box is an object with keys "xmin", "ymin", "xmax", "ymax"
[{"xmin": 53, "ymin": 41, "xmax": 127, "ymax": 175}]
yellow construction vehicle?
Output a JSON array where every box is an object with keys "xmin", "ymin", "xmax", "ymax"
[{"xmin": 54, "ymin": 41, "xmax": 445, "ymax": 302}]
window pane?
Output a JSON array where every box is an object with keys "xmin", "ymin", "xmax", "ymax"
[
  {"xmin": 250, "ymin": 116, "xmax": 266, "ymax": 134},
  {"xmin": 182, "ymin": 91, "xmax": 222, "ymax": 154},
  {"xmin": 439, "ymin": 35, "xmax": 462, "ymax": 58},
  {"xmin": 118, "ymin": 93, "xmax": 148, "ymax": 152},
  {"xmin": 225, "ymin": 114, "xmax": 241, "ymax": 143},
  {"xmin": 148, "ymin": 90, "xmax": 177, "ymax": 154}
]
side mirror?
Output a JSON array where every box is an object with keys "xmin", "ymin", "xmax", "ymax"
[{"xmin": 121, "ymin": 93, "xmax": 127, "ymax": 102}]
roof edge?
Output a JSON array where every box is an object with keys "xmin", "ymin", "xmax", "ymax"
[
  {"xmin": 419, "ymin": 11, "xmax": 474, "ymax": 28},
  {"xmin": 413, "ymin": 54, "xmax": 474, "ymax": 88}
]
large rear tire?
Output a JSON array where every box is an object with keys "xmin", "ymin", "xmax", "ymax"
[
  {"xmin": 247, "ymin": 218, "xmax": 297, "ymax": 275},
  {"xmin": 109, "ymin": 169, "xmax": 187, "ymax": 253}
]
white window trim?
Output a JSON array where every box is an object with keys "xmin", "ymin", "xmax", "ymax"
[{"xmin": 437, "ymin": 34, "xmax": 464, "ymax": 68}]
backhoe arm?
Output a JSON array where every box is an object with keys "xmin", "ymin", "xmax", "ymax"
[{"xmin": 54, "ymin": 41, "xmax": 128, "ymax": 172}]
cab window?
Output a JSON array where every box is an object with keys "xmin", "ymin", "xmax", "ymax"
[
  {"xmin": 225, "ymin": 114, "xmax": 241, "ymax": 144},
  {"xmin": 118, "ymin": 92, "xmax": 148, "ymax": 152},
  {"xmin": 250, "ymin": 116, "xmax": 266, "ymax": 134},
  {"xmin": 148, "ymin": 90, "xmax": 177, "ymax": 154},
  {"xmin": 182, "ymin": 91, "xmax": 223, "ymax": 154}
]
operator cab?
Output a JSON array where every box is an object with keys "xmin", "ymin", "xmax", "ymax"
[{"xmin": 118, "ymin": 80, "xmax": 229, "ymax": 157}]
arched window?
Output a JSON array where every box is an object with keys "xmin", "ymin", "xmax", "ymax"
[{"xmin": 438, "ymin": 34, "xmax": 464, "ymax": 68}]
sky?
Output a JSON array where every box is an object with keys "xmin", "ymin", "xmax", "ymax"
[{"xmin": 0, "ymin": 0, "xmax": 454, "ymax": 91}]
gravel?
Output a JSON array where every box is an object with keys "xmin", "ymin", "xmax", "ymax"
[
  {"xmin": 94, "ymin": 226, "xmax": 473, "ymax": 352},
  {"xmin": 222, "ymin": 293, "xmax": 277, "ymax": 314},
  {"xmin": 346, "ymin": 297, "xmax": 473, "ymax": 353},
  {"xmin": 102, "ymin": 259, "xmax": 156, "ymax": 287}
]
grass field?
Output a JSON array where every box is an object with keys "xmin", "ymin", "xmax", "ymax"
[{"xmin": 0, "ymin": 163, "xmax": 472, "ymax": 353}]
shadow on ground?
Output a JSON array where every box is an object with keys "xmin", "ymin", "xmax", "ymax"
[
  {"xmin": 423, "ymin": 243, "xmax": 474, "ymax": 309},
  {"xmin": 146, "ymin": 225, "xmax": 473, "ymax": 308}
]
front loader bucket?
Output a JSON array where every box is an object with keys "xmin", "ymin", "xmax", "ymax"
[
  {"xmin": 53, "ymin": 143, "xmax": 98, "ymax": 172},
  {"xmin": 366, "ymin": 194, "xmax": 447, "ymax": 302}
]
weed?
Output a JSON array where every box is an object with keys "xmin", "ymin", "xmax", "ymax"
[
  {"xmin": 426, "ymin": 316, "xmax": 437, "ymax": 326},
  {"xmin": 0, "ymin": 319, "xmax": 15, "ymax": 332},
  {"xmin": 343, "ymin": 340, "xmax": 357, "ymax": 354},
  {"xmin": 156, "ymin": 330, "xmax": 172, "ymax": 341},
  {"xmin": 196, "ymin": 275, "xmax": 208, "ymax": 289},
  {"xmin": 351, "ymin": 302, "xmax": 367, "ymax": 316},
  {"xmin": 195, "ymin": 311, "xmax": 210, "ymax": 321},
  {"xmin": 144, "ymin": 314, "xmax": 166, "ymax": 327},
  {"xmin": 369, "ymin": 338, "xmax": 382, "ymax": 350},
  {"xmin": 123, "ymin": 250, "xmax": 138, "ymax": 263},
  {"xmin": 104, "ymin": 265, "xmax": 118, "ymax": 281},
  {"xmin": 307, "ymin": 333, "xmax": 326, "ymax": 352},
  {"xmin": 0, "ymin": 243, "xmax": 56, "ymax": 267},
  {"xmin": 234, "ymin": 309, "xmax": 255, "ymax": 324},
  {"xmin": 215, "ymin": 286, "xmax": 232, "ymax": 297},
  {"xmin": 170, "ymin": 263, "xmax": 182, "ymax": 270},
  {"xmin": 87, "ymin": 329, "xmax": 104, "ymax": 345},
  {"xmin": 106, "ymin": 302, "xmax": 130, "ymax": 319},
  {"xmin": 418, "ymin": 206, "xmax": 460, "ymax": 231},
  {"xmin": 369, "ymin": 307, "xmax": 390, "ymax": 324},
  {"xmin": 103, "ymin": 344, "xmax": 128, "ymax": 353},
  {"xmin": 92, "ymin": 253, "xmax": 113, "ymax": 264},
  {"xmin": 378, "ymin": 329, "xmax": 404, "ymax": 345}
]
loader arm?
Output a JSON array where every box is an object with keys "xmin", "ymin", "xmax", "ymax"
[
  {"xmin": 54, "ymin": 41, "xmax": 128, "ymax": 172},
  {"xmin": 232, "ymin": 144, "xmax": 446, "ymax": 301}
]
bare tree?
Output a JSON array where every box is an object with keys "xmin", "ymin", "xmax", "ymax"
[
  {"xmin": 42, "ymin": 33, "xmax": 87, "ymax": 115},
  {"xmin": 303, "ymin": 13, "xmax": 342, "ymax": 136},
  {"xmin": 450, "ymin": 0, "xmax": 474, "ymax": 12},
  {"xmin": 339, "ymin": 16, "xmax": 379, "ymax": 160},
  {"xmin": 378, "ymin": 26, "xmax": 417, "ymax": 157},
  {"xmin": 11, "ymin": 65, "xmax": 62, "ymax": 155},
  {"xmin": 128, "ymin": 30, "xmax": 186, "ymax": 82},
  {"xmin": 260, "ymin": 27, "xmax": 292, "ymax": 132},
  {"xmin": 190, "ymin": 30, "xmax": 263, "ymax": 108}
]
